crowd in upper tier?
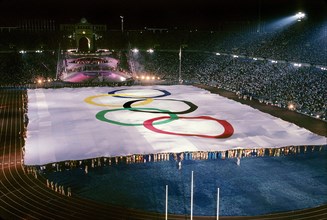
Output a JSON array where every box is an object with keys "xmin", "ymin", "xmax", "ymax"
[
  {"xmin": 127, "ymin": 19, "xmax": 327, "ymax": 66},
  {"xmin": 131, "ymin": 50, "xmax": 327, "ymax": 121}
]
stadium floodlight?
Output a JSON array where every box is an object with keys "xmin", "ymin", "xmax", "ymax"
[
  {"xmin": 296, "ymin": 12, "xmax": 305, "ymax": 19},
  {"xmin": 147, "ymin": 48, "xmax": 154, "ymax": 53},
  {"xmin": 216, "ymin": 52, "xmax": 220, "ymax": 56},
  {"xmin": 296, "ymin": 12, "xmax": 305, "ymax": 21},
  {"xmin": 132, "ymin": 48, "xmax": 139, "ymax": 53},
  {"xmin": 232, "ymin": 55, "xmax": 238, "ymax": 58},
  {"xmin": 288, "ymin": 103, "xmax": 296, "ymax": 111}
]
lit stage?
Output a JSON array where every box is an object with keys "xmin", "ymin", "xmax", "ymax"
[
  {"xmin": 61, "ymin": 55, "xmax": 133, "ymax": 83},
  {"xmin": 24, "ymin": 85, "xmax": 326, "ymax": 165},
  {"xmin": 63, "ymin": 71, "xmax": 131, "ymax": 83}
]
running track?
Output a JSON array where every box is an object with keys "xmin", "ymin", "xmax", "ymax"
[{"xmin": 0, "ymin": 88, "xmax": 326, "ymax": 220}]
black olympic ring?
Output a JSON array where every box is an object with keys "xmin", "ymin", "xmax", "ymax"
[
  {"xmin": 123, "ymin": 99, "xmax": 198, "ymax": 114},
  {"xmin": 108, "ymin": 89, "xmax": 171, "ymax": 98}
]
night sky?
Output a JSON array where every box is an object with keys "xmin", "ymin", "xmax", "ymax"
[{"xmin": 0, "ymin": 0, "xmax": 326, "ymax": 28}]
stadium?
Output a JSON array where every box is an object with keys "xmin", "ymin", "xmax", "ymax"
[{"xmin": 0, "ymin": 0, "xmax": 327, "ymax": 219}]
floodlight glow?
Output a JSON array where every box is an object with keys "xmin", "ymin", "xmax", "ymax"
[
  {"xmin": 120, "ymin": 77, "xmax": 126, "ymax": 81},
  {"xmin": 146, "ymin": 76, "xmax": 150, "ymax": 80},
  {"xmin": 132, "ymin": 48, "xmax": 139, "ymax": 53},
  {"xmin": 293, "ymin": 63, "xmax": 302, "ymax": 67},
  {"xmin": 266, "ymin": 12, "xmax": 306, "ymax": 31},
  {"xmin": 216, "ymin": 53, "xmax": 220, "ymax": 56},
  {"xmin": 253, "ymin": 58, "xmax": 258, "ymax": 60},
  {"xmin": 296, "ymin": 12, "xmax": 305, "ymax": 19},
  {"xmin": 233, "ymin": 55, "xmax": 238, "ymax": 58},
  {"xmin": 37, "ymin": 79, "xmax": 42, "ymax": 84},
  {"xmin": 296, "ymin": 12, "xmax": 306, "ymax": 21},
  {"xmin": 19, "ymin": 50, "xmax": 26, "ymax": 54},
  {"xmin": 288, "ymin": 103, "xmax": 296, "ymax": 111},
  {"xmin": 147, "ymin": 49, "xmax": 154, "ymax": 53}
]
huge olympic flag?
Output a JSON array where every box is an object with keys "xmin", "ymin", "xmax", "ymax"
[{"xmin": 25, "ymin": 85, "xmax": 326, "ymax": 165}]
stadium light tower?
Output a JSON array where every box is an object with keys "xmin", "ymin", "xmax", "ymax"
[
  {"xmin": 120, "ymin": 16, "xmax": 124, "ymax": 33},
  {"xmin": 296, "ymin": 12, "xmax": 305, "ymax": 21}
]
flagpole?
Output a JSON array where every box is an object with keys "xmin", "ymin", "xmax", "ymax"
[
  {"xmin": 165, "ymin": 185, "xmax": 168, "ymax": 220},
  {"xmin": 179, "ymin": 46, "xmax": 182, "ymax": 83},
  {"xmin": 216, "ymin": 188, "xmax": 220, "ymax": 220},
  {"xmin": 191, "ymin": 170, "xmax": 194, "ymax": 220}
]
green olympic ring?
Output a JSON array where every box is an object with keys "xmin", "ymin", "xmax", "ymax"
[{"xmin": 96, "ymin": 107, "xmax": 179, "ymax": 126}]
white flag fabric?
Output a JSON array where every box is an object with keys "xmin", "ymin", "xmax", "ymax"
[{"xmin": 24, "ymin": 85, "xmax": 326, "ymax": 165}]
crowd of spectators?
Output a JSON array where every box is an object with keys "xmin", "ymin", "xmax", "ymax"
[
  {"xmin": 131, "ymin": 50, "xmax": 327, "ymax": 120},
  {"xmin": 0, "ymin": 51, "xmax": 57, "ymax": 85},
  {"xmin": 127, "ymin": 19, "xmax": 326, "ymax": 66}
]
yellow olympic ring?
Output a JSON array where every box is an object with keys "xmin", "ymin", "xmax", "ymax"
[{"xmin": 84, "ymin": 94, "xmax": 153, "ymax": 107}]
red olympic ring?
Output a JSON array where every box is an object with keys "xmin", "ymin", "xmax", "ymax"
[{"xmin": 143, "ymin": 115, "xmax": 234, "ymax": 138}]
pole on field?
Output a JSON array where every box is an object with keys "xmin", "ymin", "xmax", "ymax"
[
  {"xmin": 165, "ymin": 185, "xmax": 168, "ymax": 220},
  {"xmin": 178, "ymin": 46, "xmax": 182, "ymax": 83},
  {"xmin": 216, "ymin": 188, "xmax": 220, "ymax": 220},
  {"xmin": 191, "ymin": 171, "xmax": 194, "ymax": 220}
]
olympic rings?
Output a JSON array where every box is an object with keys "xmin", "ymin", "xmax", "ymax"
[
  {"xmin": 96, "ymin": 107, "xmax": 179, "ymax": 126},
  {"xmin": 87, "ymin": 88, "xmax": 234, "ymax": 139},
  {"xmin": 143, "ymin": 116, "xmax": 234, "ymax": 138},
  {"xmin": 123, "ymin": 99, "xmax": 198, "ymax": 114},
  {"xmin": 84, "ymin": 94, "xmax": 153, "ymax": 107},
  {"xmin": 108, "ymin": 89, "xmax": 171, "ymax": 98}
]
